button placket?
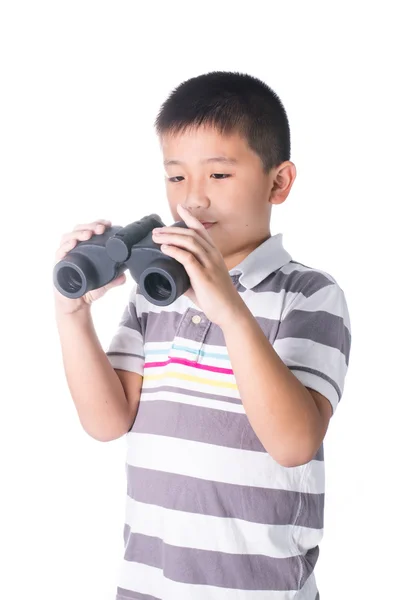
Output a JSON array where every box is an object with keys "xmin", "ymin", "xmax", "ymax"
[{"xmin": 170, "ymin": 308, "xmax": 210, "ymax": 363}]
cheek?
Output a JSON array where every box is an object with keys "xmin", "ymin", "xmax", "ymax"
[
  {"xmin": 216, "ymin": 184, "xmax": 247, "ymax": 214},
  {"xmin": 166, "ymin": 194, "xmax": 180, "ymax": 221}
]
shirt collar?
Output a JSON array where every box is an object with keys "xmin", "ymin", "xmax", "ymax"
[{"xmin": 228, "ymin": 233, "xmax": 292, "ymax": 290}]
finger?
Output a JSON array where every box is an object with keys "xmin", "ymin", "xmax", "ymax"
[
  {"xmin": 160, "ymin": 242, "xmax": 207, "ymax": 269},
  {"xmin": 55, "ymin": 238, "xmax": 78, "ymax": 262},
  {"xmin": 153, "ymin": 227, "xmax": 211, "ymax": 253},
  {"xmin": 154, "ymin": 232, "xmax": 211, "ymax": 266},
  {"xmin": 60, "ymin": 228, "xmax": 94, "ymax": 245},
  {"xmin": 72, "ymin": 219, "xmax": 111, "ymax": 232},
  {"xmin": 176, "ymin": 204, "xmax": 212, "ymax": 239},
  {"xmin": 57, "ymin": 220, "xmax": 112, "ymax": 259}
]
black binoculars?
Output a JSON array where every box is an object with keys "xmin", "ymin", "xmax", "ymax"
[{"xmin": 53, "ymin": 214, "xmax": 191, "ymax": 306}]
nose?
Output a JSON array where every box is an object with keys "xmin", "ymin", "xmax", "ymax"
[{"xmin": 182, "ymin": 180, "xmax": 211, "ymax": 211}]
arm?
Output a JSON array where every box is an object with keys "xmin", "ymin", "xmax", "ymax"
[
  {"xmin": 221, "ymin": 303, "xmax": 331, "ymax": 468},
  {"xmin": 56, "ymin": 308, "xmax": 142, "ymax": 442},
  {"xmin": 221, "ymin": 276, "xmax": 350, "ymax": 468}
]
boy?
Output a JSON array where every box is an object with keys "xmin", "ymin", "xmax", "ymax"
[{"xmin": 54, "ymin": 71, "xmax": 351, "ymax": 599}]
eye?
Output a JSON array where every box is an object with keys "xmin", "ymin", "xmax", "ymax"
[
  {"xmin": 211, "ymin": 173, "xmax": 231, "ymax": 179},
  {"xmin": 168, "ymin": 176, "xmax": 184, "ymax": 183}
]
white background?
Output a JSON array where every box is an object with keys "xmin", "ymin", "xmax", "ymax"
[{"xmin": 1, "ymin": 2, "xmax": 398, "ymax": 599}]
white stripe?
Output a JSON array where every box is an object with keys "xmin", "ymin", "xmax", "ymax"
[
  {"xmin": 142, "ymin": 373, "xmax": 240, "ymax": 398},
  {"xmin": 174, "ymin": 335, "xmax": 211, "ymax": 351},
  {"xmin": 273, "ymin": 337, "xmax": 347, "ymax": 388},
  {"xmin": 118, "ymin": 561, "xmax": 306, "ymax": 600},
  {"xmin": 107, "ymin": 325, "xmax": 143, "ymax": 353},
  {"xmin": 126, "ymin": 433, "xmax": 324, "ymax": 493},
  {"xmin": 144, "ymin": 340, "xmax": 173, "ymax": 353},
  {"xmin": 242, "ymin": 289, "xmax": 286, "ymax": 321},
  {"xmin": 107, "ymin": 354, "xmax": 144, "ymax": 375},
  {"xmin": 125, "ymin": 496, "xmax": 322, "ymax": 559},
  {"xmin": 139, "ymin": 389, "xmax": 246, "ymax": 414}
]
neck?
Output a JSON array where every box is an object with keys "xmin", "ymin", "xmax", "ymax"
[{"xmin": 223, "ymin": 231, "xmax": 271, "ymax": 271}]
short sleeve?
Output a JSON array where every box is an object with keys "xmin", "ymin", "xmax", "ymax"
[
  {"xmin": 273, "ymin": 274, "xmax": 351, "ymax": 414},
  {"xmin": 106, "ymin": 283, "xmax": 145, "ymax": 375}
]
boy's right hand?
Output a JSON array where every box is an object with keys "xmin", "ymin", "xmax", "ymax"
[{"xmin": 54, "ymin": 219, "xmax": 127, "ymax": 316}]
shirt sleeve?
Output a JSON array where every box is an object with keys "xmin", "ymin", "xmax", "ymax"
[
  {"xmin": 105, "ymin": 283, "xmax": 145, "ymax": 375},
  {"xmin": 273, "ymin": 273, "xmax": 351, "ymax": 414}
]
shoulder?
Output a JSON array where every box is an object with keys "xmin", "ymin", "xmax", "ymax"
[
  {"xmin": 279, "ymin": 259, "xmax": 340, "ymax": 293},
  {"xmin": 277, "ymin": 260, "xmax": 349, "ymax": 323}
]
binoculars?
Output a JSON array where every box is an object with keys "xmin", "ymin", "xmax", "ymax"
[{"xmin": 53, "ymin": 214, "xmax": 191, "ymax": 306}]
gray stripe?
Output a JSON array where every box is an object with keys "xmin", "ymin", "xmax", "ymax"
[
  {"xmin": 139, "ymin": 300, "xmax": 349, "ymax": 355},
  {"xmin": 291, "ymin": 366, "xmax": 342, "ymax": 401},
  {"xmin": 107, "ymin": 351, "xmax": 144, "ymax": 360},
  {"xmin": 315, "ymin": 593, "xmax": 320, "ymax": 599},
  {"xmin": 127, "ymin": 466, "xmax": 324, "ymax": 529},
  {"xmin": 120, "ymin": 302, "xmax": 143, "ymax": 334},
  {"xmin": 140, "ymin": 310, "xmax": 184, "ymax": 344},
  {"xmin": 206, "ymin": 315, "xmax": 280, "ymax": 346},
  {"xmin": 117, "ymin": 588, "xmax": 161, "ymax": 600},
  {"xmin": 236, "ymin": 266, "xmax": 334, "ymax": 296},
  {"xmin": 123, "ymin": 531, "xmax": 319, "ymax": 590},
  {"xmin": 140, "ymin": 309, "xmax": 280, "ymax": 346},
  {"xmin": 141, "ymin": 384, "xmax": 243, "ymax": 405},
  {"xmin": 277, "ymin": 309, "xmax": 351, "ymax": 364},
  {"xmin": 133, "ymin": 399, "xmax": 323, "ymax": 461}
]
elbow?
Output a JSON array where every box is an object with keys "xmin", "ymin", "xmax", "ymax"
[
  {"xmin": 82, "ymin": 419, "xmax": 133, "ymax": 443},
  {"xmin": 84, "ymin": 428, "xmax": 126, "ymax": 443},
  {"xmin": 88, "ymin": 431, "xmax": 125, "ymax": 443},
  {"xmin": 276, "ymin": 454, "xmax": 312, "ymax": 468},
  {"xmin": 267, "ymin": 442, "xmax": 317, "ymax": 468}
]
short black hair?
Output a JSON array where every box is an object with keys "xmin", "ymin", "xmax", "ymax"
[{"xmin": 155, "ymin": 71, "xmax": 290, "ymax": 173}]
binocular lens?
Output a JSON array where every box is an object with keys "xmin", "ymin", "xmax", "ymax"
[
  {"xmin": 57, "ymin": 266, "xmax": 83, "ymax": 294},
  {"xmin": 143, "ymin": 272, "xmax": 172, "ymax": 302}
]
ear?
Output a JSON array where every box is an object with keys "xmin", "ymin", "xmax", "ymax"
[{"xmin": 269, "ymin": 161, "xmax": 297, "ymax": 205}]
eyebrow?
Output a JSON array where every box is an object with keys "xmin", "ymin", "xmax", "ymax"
[{"xmin": 164, "ymin": 156, "xmax": 238, "ymax": 166}]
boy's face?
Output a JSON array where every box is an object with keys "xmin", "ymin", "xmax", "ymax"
[{"xmin": 160, "ymin": 125, "xmax": 294, "ymax": 265}]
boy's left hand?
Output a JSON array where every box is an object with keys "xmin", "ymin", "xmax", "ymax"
[{"xmin": 152, "ymin": 204, "xmax": 244, "ymax": 327}]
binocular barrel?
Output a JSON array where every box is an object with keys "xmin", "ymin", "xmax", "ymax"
[
  {"xmin": 53, "ymin": 214, "xmax": 191, "ymax": 306},
  {"xmin": 105, "ymin": 214, "xmax": 162, "ymax": 263}
]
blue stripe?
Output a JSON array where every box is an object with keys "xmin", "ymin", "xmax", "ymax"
[{"xmin": 145, "ymin": 344, "xmax": 231, "ymax": 361}]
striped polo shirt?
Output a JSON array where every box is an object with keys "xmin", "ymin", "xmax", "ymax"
[{"xmin": 106, "ymin": 232, "xmax": 351, "ymax": 600}]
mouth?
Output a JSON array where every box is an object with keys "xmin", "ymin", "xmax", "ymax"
[{"xmin": 200, "ymin": 222, "xmax": 216, "ymax": 229}]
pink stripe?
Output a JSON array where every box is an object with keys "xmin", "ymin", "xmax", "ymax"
[{"xmin": 144, "ymin": 357, "xmax": 234, "ymax": 375}]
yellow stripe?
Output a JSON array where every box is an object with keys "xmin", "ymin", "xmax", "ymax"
[{"xmin": 144, "ymin": 371, "xmax": 238, "ymax": 390}]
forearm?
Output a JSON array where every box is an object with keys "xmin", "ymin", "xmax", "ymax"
[
  {"xmin": 55, "ymin": 309, "xmax": 132, "ymax": 441},
  {"xmin": 221, "ymin": 301, "xmax": 322, "ymax": 467}
]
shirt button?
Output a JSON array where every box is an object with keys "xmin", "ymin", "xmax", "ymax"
[{"xmin": 191, "ymin": 315, "xmax": 201, "ymax": 324}]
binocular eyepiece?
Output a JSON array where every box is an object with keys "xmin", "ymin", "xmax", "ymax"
[{"xmin": 53, "ymin": 214, "xmax": 191, "ymax": 306}]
